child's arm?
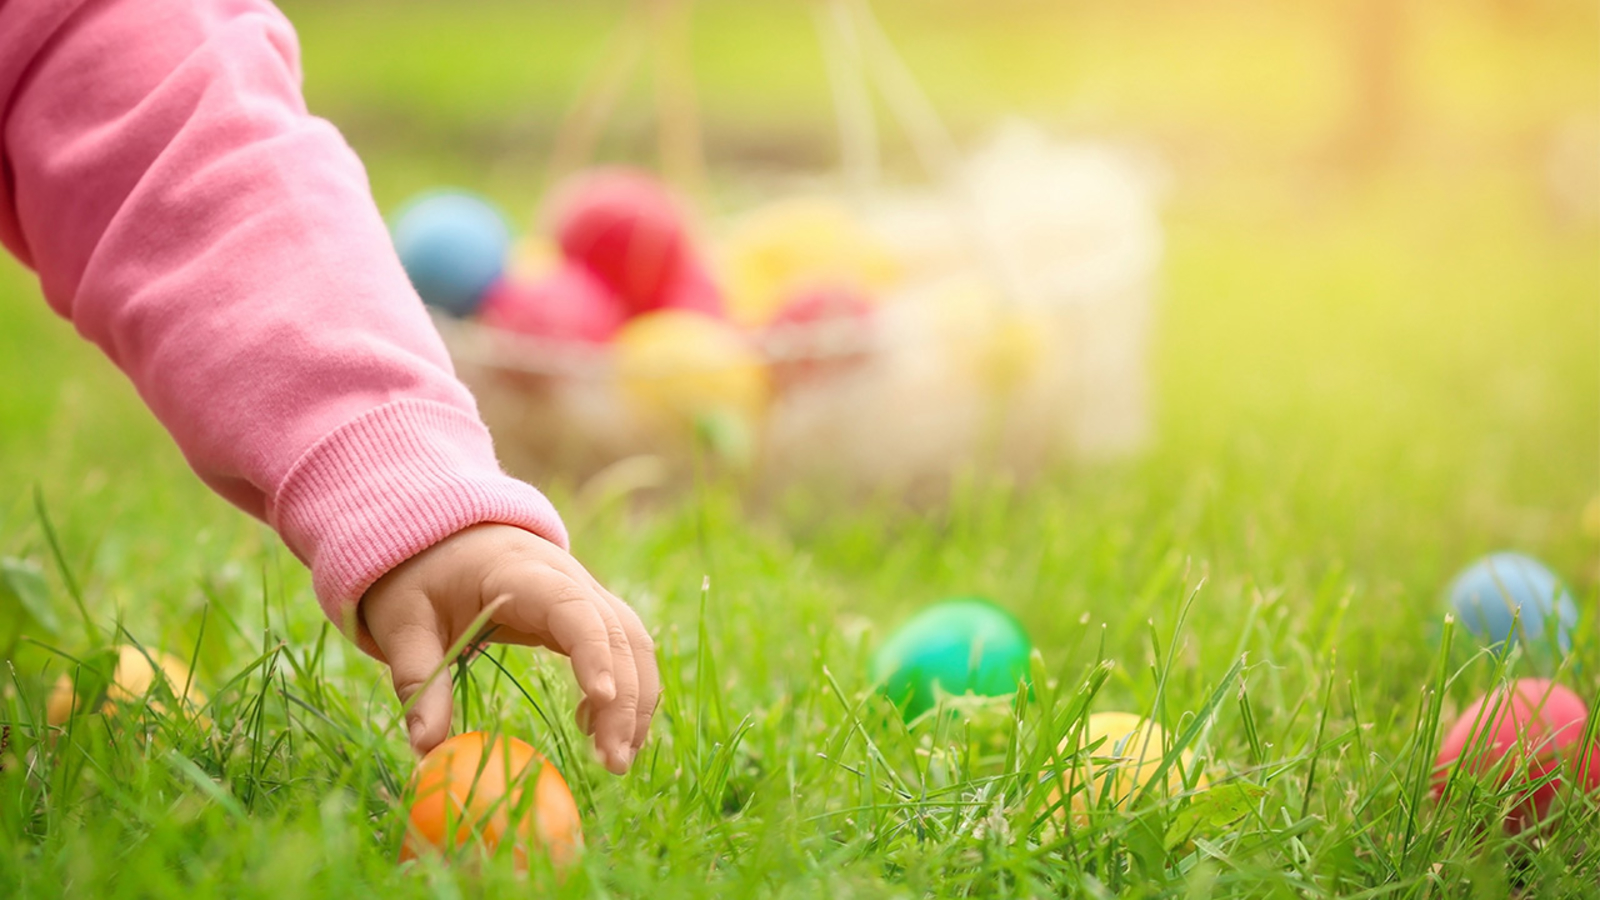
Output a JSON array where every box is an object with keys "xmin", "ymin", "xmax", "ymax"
[{"xmin": 0, "ymin": 0, "xmax": 655, "ymax": 770}]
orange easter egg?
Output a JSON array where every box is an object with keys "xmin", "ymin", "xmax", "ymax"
[{"xmin": 399, "ymin": 731, "xmax": 583, "ymax": 871}]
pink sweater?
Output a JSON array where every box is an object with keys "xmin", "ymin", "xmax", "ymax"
[{"xmin": 0, "ymin": 0, "xmax": 568, "ymax": 656}]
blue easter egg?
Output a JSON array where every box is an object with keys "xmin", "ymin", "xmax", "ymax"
[
  {"xmin": 391, "ymin": 190, "xmax": 510, "ymax": 316},
  {"xmin": 1446, "ymin": 552, "xmax": 1578, "ymax": 655}
]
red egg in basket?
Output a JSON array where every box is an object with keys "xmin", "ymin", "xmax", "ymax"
[
  {"xmin": 656, "ymin": 257, "xmax": 728, "ymax": 319},
  {"xmin": 550, "ymin": 168, "xmax": 715, "ymax": 317},
  {"xmin": 760, "ymin": 283, "xmax": 878, "ymax": 390}
]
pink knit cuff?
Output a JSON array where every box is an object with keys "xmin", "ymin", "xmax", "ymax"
[{"xmin": 270, "ymin": 398, "xmax": 569, "ymax": 659}]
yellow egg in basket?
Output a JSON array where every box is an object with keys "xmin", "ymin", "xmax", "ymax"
[
  {"xmin": 716, "ymin": 199, "xmax": 902, "ymax": 326},
  {"xmin": 612, "ymin": 310, "xmax": 768, "ymax": 428},
  {"xmin": 914, "ymin": 274, "xmax": 1048, "ymax": 395}
]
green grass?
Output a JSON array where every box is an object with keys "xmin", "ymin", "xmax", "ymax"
[{"xmin": 2, "ymin": 1, "xmax": 1598, "ymax": 897}]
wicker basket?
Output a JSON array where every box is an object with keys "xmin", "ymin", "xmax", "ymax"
[{"xmin": 442, "ymin": 122, "xmax": 1162, "ymax": 497}]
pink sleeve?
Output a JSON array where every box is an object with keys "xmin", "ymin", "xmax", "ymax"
[{"xmin": 0, "ymin": 0, "xmax": 568, "ymax": 656}]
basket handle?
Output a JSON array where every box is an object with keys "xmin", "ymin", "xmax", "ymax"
[{"xmin": 545, "ymin": 0, "xmax": 705, "ymax": 195}]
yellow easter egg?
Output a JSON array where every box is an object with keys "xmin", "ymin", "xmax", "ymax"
[
  {"xmin": 46, "ymin": 646, "xmax": 207, "ymax": 725},
  {"xmin": 717, "ymin": 199, "xmax": 901, "ymax": 326},
  {"xmin": 977, "ymin": 314, "xmax": 1046, "ymax": 394},
  {"xmin": 613, "ymin": 310, "xmax": 768, "ymax": 426},
  {"xmin": 106, "ymin": 646, "xmax": 198, "ymax": 703},
  {"xmin": 45, "ymin": 674, "xmax": 78, "ymax": 726},
  {"xmin": 1056, "ymin": 712, "xmax": 1205, "ymax": 824},
  {"xmin": 916, "ymin": 275, "xmax": 1045, "ymax": 394}
]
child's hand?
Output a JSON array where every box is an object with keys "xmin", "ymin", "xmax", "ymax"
[{"xmin": 360, "ymin": 524, "xmax": 658, "ymax": 774}]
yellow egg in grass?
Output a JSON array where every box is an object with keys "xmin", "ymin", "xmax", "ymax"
[
  {"xmin": 613, "ymin": 310, "xmax": 768, "ymax": 427},
  {"xmin": 105, "ymin": 645, "xmax": 198, "ymax": 704},
  {"xmin": 1055, "ymin": 712, "xmax": 1206, "ymax": 826},
  {"xmin": 44, "ymin": 674, "xmax": 78, "ymax": 726},
  {"xmin": 46, "ymin": 645, "xmax": 208, "ymax": 726}
]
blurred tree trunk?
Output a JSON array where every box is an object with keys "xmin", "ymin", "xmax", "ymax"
[{"xmin": 1334, "ymin": 0, "xmax": 1409, "ymax": 171}]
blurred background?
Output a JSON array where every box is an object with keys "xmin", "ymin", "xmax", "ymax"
[
  {"xmin": 281, "ymin": 0, "xmax": 1597, "ymax": 209},
  {"xmin": 0, "ymin": 0, "xmax": 1595, "ymax": 640}
]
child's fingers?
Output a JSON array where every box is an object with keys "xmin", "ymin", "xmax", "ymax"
[
  {"xmin": 556, "ymin": 564, "xmax": 658, "ymax": 758},
  {"xmin": 369, "ymin": 606, "xmax": 455, "ymax": 755},
  {"xmin": 601, "ymin": 592, "xmax": 659, "ymax": 754},
  {"xmin": 482, "ymin": 563, "xmax": 644, "ymax": 771},
  {"xmin": 549, "ymin": 568, "xmax": 645, "ymax": 771},
  {"xmin": 577, "ymin": 590, "xmax": 640, "ymax": 774}
]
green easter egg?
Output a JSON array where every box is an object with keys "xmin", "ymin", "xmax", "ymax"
[{"xmin": 871, "ymin": 597, "xmax": 1032, "ymax": 720}]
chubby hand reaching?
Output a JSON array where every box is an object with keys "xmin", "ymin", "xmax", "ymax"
[{"xmin": 360, "ymin": 524, "xmax": 658, "ymax": 774}]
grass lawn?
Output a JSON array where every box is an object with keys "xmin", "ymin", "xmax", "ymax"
[{"xmin": 1, "ymin": 1, "xmax": 1597, "ymax": 896}]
